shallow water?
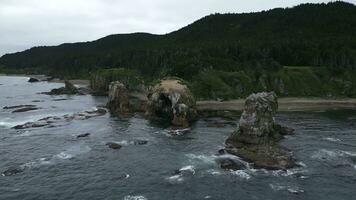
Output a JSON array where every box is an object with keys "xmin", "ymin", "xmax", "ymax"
[{"xmin": 1, "ymin": 76, "xmax": 356, "ymax": 200}]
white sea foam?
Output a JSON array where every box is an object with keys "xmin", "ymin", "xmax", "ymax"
[
  {"xmin": 231, "ymin": 170, "xmax": 251, "ymax": 180},
  {"xmin": 179, "ymin": 165, "xmax": 196, "ymax": 175},
  {"xmin": 323, "ymin": 137, "xmax": 341, "ymax": 142},
  {"xmin": 55, "ymin": 145, "xmax": 91, "ymax": 160},
  {"xmin": 166, "ymin": 174, "xmax": 184, "ymax": 183},
  {"xmin": 206, "ymin": 169, "xmax": 222, "ymax": 176},
  {"xmin": 123, "ymin": 195, "xmax": 147, "ymax": 200},
  {"xmin": 270, "ymin": 184, "xmax": 304, "ymax": 194},
  {"xmin": 20, "ymin": 158, "xmax": 52, "ymax": 169},
  {"xmin": 55, "ymin": 152, "xmax": 73, "ymax": 160},
  {"xmin": 186, "ymin": 154, "xmax": 217, "ymax": 164}
]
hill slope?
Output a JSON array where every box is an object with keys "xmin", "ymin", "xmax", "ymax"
[{"xmin": 1, "ymin": 1, "xmax": 356, "ymax": 79}]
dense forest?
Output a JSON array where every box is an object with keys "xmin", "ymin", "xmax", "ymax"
[{"xmin": 1, "ymin": 1, "xmax": 356, "ymax": 99}]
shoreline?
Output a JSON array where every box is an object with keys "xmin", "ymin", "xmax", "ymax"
[
  {"xmin": 197, "ymin": 98, "xmax": 356, "ymax": 112},
  {"xmin": 2, "ymin": 75, "xmax": 356, "ymax": 112}
]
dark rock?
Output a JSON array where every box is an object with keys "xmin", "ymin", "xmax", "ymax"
[
  {"xmin": 12, "ymin": 107, "xmax": 39, "ymax": 113},
  {"xmin": 107, "ymin": 81, "xmax": 130, "ymax": 116},
  {"xmin": 42, "ymin": 80, "xmax": 80, "ymax": 95},
  {"xmin": 217, "ymin": 149, "xmax": 227, "ymax": 155},
  {"xmin": 217, "ymin": 158, "xmax": 245, "ymax": 171},
  {"xmin": 2, "ymin": 167, "xmax": 24, "ymax": 176},
  {"xmin": 278, "ymin": 126, "xmax": 295, "ymax": 136},
  {"xmin": 52, "ymin": 98, "xmax": 70, "ymax": 101},
  {"xmin": 77, "ymin": 133, "xmax": 90, "ymax": 138},
  {"xmin": 225, "ymin": 92, "xmax": 296, "ymax": 170},
  {"xmin": 106, "ymin": 142, "xmax": 122, "ymax": 149},
  {"xmin": 28, "ymin": 77, "xmax": 39, "ymax": 83},
  {"xmin": 146, "ymin": 79, "xmax": 197, "ymax": 127},
  {"xmin": 3, "ymin": 105, "xmax": 36, "ymax": 109}
]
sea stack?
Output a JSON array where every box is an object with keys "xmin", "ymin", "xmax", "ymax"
[
  {"xmin": 146, "ymin": 79, "xmax": 197, "ymax": 127},
  {"xmin": 107, "ymin": 81, "xmax": 130, "ymax": 116},
  {"xmin": 225, "ymin": 92, "xmax": 296, "ymax": 170}
]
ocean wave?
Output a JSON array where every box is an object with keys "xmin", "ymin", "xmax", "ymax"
[
  {"xmin": 312, "ymin": 149, "xmax": 356, "ymax": 160},
  {"xmin": 323, "ymin": 137, "xmax": 341, "ymax": 142},
  {"xmin": 123, "ymin": 195, "xmax": 147, "ymax": 200},
  {"xmin": 166, "ymin": 174, "xmax": 184, "ymax": 183},
  {"xmin": 231, "ymin": 170, "xmax": 251, "ymax": 180},
  {"xmin": 179, "ymin": 165, "xmax": 196, "ymax": 175},
  {"xmin": 206, "ymin": 169, "xmax": 222, "ymax": 175},
  {"xmin": 269, "ymin": 183, "xmax": 304, "ymax": 194},
  {"xmin": 55, "ymin": 145, "xmax": 91, "ymax": 160},
  {"xmin": 186, "ymin": 154, "xmax": 217, "ymax": 165}
]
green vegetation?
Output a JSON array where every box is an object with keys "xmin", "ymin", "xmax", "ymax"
[{"xmin": 1, "ymin": 2, "xmax": 356, "ymax": 99}]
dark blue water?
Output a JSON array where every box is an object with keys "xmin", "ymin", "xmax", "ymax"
[{"xmin": 1, "ymin": 76, "xmax": 356, "ymax": 200}]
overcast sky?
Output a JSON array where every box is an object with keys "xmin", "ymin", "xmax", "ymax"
[{"xmin": 0, "ymin": 0, "xmax": 355, "ymax": 56}]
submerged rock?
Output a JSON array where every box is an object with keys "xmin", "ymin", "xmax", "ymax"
[
  {"xmin": 106, "ymin": 142, "xmax": 122, "ymax": 150},
  {"xmin": 146, "ymin": 79, "xmax": 197, "ymax": 127},
  {"xmin": 225, "ymin": 92, "xmax": 296, "ymax": 170},
  {"xmin": 13, "ymin": 108, "xmax": 106, "ymax": 129},
  {"xmin": 2, "ymin": 167, "xmax": 24, "ymax": 176},
  {"xmin": 77, "ymin": 133, "xmax": 90, "ymax": 138},
  {"xmin": 12, "ymin": 107, "xmax": 39, "ymax": 113},
  {"xmin": 107, "ymin": 81, "xmax": 130, "ymax": 116}
]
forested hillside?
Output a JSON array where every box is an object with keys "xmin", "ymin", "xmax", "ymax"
[{"xmin": 1, "ymin": 1, "xmax": 356, "ymax": 99}]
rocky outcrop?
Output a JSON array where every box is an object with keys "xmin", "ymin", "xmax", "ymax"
[
  {"xmin": 225, "ymin": 92, "xmax": 296, "ymax": 170},
  {"xmin": 146, "ymin": 79, "xmax": 197, "ymax": 127},
  {"xmin": 43, "ymin": 81, "xmax": 79, "ymax": 95},
  {"xmin": 90, "ymin": 73, "xmax": 108, "ymax": 96},
  {"xmin": 107, "ymin": 81, "xmax": 130, "ymax": 116}
]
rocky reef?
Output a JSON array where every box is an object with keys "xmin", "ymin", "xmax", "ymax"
[
  {"xmin": 146, "ymin": 79, "xmax": 197, "ymax": 127},
  {"xmin": 106, "ymin": 81, "xmax": 130, "ymax": 116},
  {"xmin": 224, "ymin": 92, "xmax": 296, "ymax": 170},
  {"xmin": 13, "ymin": 108, "xmax": 107, "ymax": 130}
]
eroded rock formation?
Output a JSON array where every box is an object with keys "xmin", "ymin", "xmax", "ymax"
[
  {"xmin": 146, "ymin": 79, "xmax": 197, "ymax": 127},
  {"xmin": 107, "ymin": 81, "xmax": 130, "ymax": 115},
  {"xmin": 43, "ymin": 81, "xmax": 79, "ymax": 95},
  {"xmin": 225, "ymin": 92, "xmax": 296, "ymax": 170}
]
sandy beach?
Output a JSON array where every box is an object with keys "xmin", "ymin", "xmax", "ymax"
[{"xmin": 197, "ymin": 98, "xmax": 356, "ymax": 112}]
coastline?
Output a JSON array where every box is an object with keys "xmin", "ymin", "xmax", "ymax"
[{"xmin": 2, "ymin": 75, "xmax": 356, "ymax": 112}]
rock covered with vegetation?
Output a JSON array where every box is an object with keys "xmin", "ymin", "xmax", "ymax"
[
  {"xmin": 146, "ymin": 79, "xmax": 197, "ymax": 127},
  {"xmin": 90, "ymin": 68, "xmax": 142, "ymax": 96},
  {"xmin": 225, "ymin": 92, "xmax": 296, "ymax": 170},
  {"xmin": 106, "ymin": 81, "xmax": 130, "ymax": 115}
]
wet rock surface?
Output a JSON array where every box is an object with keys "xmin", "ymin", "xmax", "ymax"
[
  {"xmin": 13, "ymin": 108, "xmax": 107, "ymax": 130},
  {"xmin": 225, "ymin": 92, "xmax": 296, "ymax": 170},
  {"xmin": 146, "ymin": 79, "xmax": 197, "ymax": 127},
  {"xmin": 107, "ymin": 81, "xmax": 130, "ymax": 116},
  {"xmin": 28, "ymin": 77, "xmax": 39, "ymax": 83}
]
